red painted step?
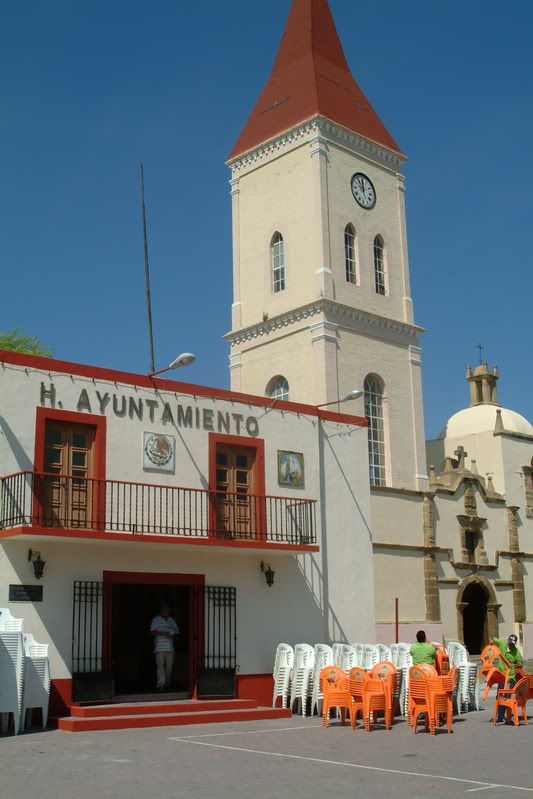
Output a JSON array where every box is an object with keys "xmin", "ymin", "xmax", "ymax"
[
  {"xmin": 59, "ymin": 706, "xmax": 291, "ymax": 732},
  {"xmin": 71, "ymin": 699, "xmax": 258, "ymax": 718}
]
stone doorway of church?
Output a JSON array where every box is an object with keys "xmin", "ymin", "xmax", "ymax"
[{"xmin": 462, "ymin": 583, "xmax": 488, "ymax": 655}]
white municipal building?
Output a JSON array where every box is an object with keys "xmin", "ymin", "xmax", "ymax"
[{"xmin": 1, "ymin": 0, "xmax": 532, "ymax": 719}]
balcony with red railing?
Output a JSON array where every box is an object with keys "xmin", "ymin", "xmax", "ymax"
[{"xmin": 0, "ymin": 471, "xmax": 318, "ymax": 551}]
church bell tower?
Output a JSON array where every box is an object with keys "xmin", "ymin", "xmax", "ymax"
[{"xmin": 225, "ymin": 0, "xmax": 428, "ymax": 491}]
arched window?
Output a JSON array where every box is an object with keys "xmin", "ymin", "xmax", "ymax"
[
  {"xmin": 374, "ymin": 235, "xmax": 386, "ymax": 295},
  {"xmin": 364, "ymin": 375, "xmax": 386, "ymax": 486},
  {"xmin": 266, "ymin": 376, "xmax": 289, "ymax": 401},
  {"xmin": 344, "ymin": 224, "xmax": 356, "ymax": 284},
  {"xmin": 271, "ymin": 233, "xmax": 285, "ymax": 293}
]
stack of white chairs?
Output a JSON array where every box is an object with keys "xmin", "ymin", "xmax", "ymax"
[
  {"xmin": 389, "ymin": 643, "xmax": 399, "ymax": 665},
  {"xmin": 336, "ymin": 644, "xmax": 356, "ymax": 675},
  {"xmin": 447, "ymin": 640, "xmax": 479, "ymax": 713},
  {"xmin": 289, "ymin": 644, "xmax": 315, "ymax": 716},
  {"xmin": 362, "ymin": 644, "xmax": 380, "ymax": 671},
  {"xmin": 377, "ymin": 644, "xmax": 392, "ymax": 663},
  {"xmin": 310, "ymin": 644, "xmax": 333, "ymax": 717},
  {"xmin": 332, "ymin": 642, "xmax": 344, "ymax": 667},
  {"xmin": 352, "ymin": 643, "xmax": 364, "ymax": 667},
  {"xmin": 21, "ymin": 634, "xmax": 50, "ymax": 732},
  {"xmin": 396, "ymin": 643, "xmax": 411, "ymax": 668},
  {"xmin": 399, "ymin": 651, "xmax": 413, "ymax": 717},
  {"xmin": 272, "ymin": 643, "xmax": 294, "ymax": 709},
  {"xmin": 0, "ymin": 630, "xmax": 25, "ymax": 735}
]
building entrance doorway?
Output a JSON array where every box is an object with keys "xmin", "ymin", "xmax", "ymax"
[
  {"xmin": 462, "ymin": 582, "xmax": 488, "ymax": 655},
  {"xmin": 111, "ymin": 583, "xmax": 190, "ymax": 695}
]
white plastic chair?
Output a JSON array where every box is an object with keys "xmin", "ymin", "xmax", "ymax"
[
  {"xmin": 352, "ymin": 642, "xmax": 364, "ymax": 667},
  {"xmin": 0, "ymin": 609, "xmax": 24, "ymax": 632},
  {"xmin": 332, "ymin": 643, "xmax": 344, "ymax": 667},
  {"xmin": 396, "ymin": 643, "xmax": 411, "ymax": 669},
  {"xmin": 377, "ymin": 644, "xmax": 392, "ymax": 663},
  {"xmin": 339, "ymin": 644, "xmax": 357, "ymax": 674},
  {"xmin": 362, "ymin": 644, "xmax": 380, "ymax": 671},
  {"xmin": 272, "ymin": 644, "xmax": 294, "ymax": 709},
  {"xmin": 389, "ymin": 643, "xmax": 399, "ymax": 665},
  {"xmin": 289, "ymin": 644, "xmax": 314, "ymax": 716},
  {"xmin": 21, "ymin": 634, "xmax": 51, "ymax": 731},
  {"xmin": 311, "ymin": 644, "xmax": 333, "ymax": 717},
  {"xmin": 0, "ymin": 632, "xmax": 24, "ymax": 735}
]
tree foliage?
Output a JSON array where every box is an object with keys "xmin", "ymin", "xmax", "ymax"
[{"xmin": 0, "ymin": 329, "xmax": 53, "ymax": 357}]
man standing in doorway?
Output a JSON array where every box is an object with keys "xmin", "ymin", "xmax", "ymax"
[{"xmin": 150, "ymin": 604, "xmax": 179, "ymax": 692}]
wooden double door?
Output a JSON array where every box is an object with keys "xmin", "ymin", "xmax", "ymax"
[
  {"xmin": 41, "ymin": 421, "xmax": 96, "ymax": 528},
  {"xmin": 214, "ymin": 445, "xmax": 257, "ymax": 538}
]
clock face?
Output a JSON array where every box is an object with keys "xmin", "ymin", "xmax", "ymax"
[{"xmin": 351, "ymin": 173, "xmax": 376, "ymax": 209}]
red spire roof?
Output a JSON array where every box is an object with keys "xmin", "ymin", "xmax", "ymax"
[{"xmin": 230, "ymin": 0, "xmax": 401, "ymax": 159}]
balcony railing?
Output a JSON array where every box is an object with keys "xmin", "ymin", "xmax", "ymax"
[{"xmin": 0, "ymin": 471, "xmax": 317, "ymax": 546}]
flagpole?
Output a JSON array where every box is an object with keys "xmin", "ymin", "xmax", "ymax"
[{"xmin": 140, "ymin": 163, "xmax": 156, "ymax": 375}]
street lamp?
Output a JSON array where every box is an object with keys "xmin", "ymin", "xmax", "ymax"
[
  {"xmin": 317, "ymin": 388, "xmax": 364, "ymax": 409},
  {"xmin": 148, "ymin": 353, "xmax": 196, "ymax": 378}
]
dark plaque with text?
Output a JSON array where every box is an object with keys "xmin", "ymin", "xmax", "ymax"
[{"xmin": 9, "ymin": 584, "xmax": 43, "ymax": 602}]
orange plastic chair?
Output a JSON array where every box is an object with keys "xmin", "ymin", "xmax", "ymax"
[
  {"xmin": 348, "ymin": 666, "xmax": 367, "ymax": 729},
  {"xmin": 408, "ymin": 667, "xmax": 430, "ymax": 732},
  {"xmin": 493, "ymin": 677, "xmax": 530, "ymax": 727},
  {"xmin": 362, "ymin": 675, "xmax": 394, "ymax": 732},
  {"xmin": 320, "ymin": 666, "xmax": 354, "ymax": 728},
  {"xmin": 416, "ymin": 663, "xmax": 438, "ymax": 678},
  {"xmin": 435, "ymin": 650, "xmax": 450, "ymax": 676},
  {"xmin": 479, "ymin": 643, "xmax": 509, "ymax": 700},
  {"xmin": 426, "ymin": 671, "xmax": 457, "ymax": 735}
]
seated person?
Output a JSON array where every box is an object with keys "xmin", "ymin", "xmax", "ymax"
[{"xmin": 409, "ymin": 630, "xmax": 437, "ymax": 666}]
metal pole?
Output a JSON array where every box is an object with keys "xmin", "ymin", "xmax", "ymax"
[
  {"xmin": 140, "ymin": 163, "xmax": 156, "ymax": 375},
  {"xmin": 395, "ymin": 597, "xmax": 399, "ymax": 643}
]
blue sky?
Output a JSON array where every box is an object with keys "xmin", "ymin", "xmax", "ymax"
[{"xmin": 2, "ymin": 0, "xmax": 532, "ymax": 438}]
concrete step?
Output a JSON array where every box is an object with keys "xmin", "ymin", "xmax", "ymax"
[
  {"xmin": 71, "ymin": 698, "xmax": 258, "ymax": 718},
  {"xmin": 59, "ymin": 705, "xmax": 291, "ymax": 733}
]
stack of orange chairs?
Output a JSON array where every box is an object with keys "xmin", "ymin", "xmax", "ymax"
[
  {"xmin": 320, "ymin": 666, "xmax": 355, "ymax": 728},
  {"xmin": 409, "ymin": 665, "xmax": 457, "ymax": 735},
  {"xmin": 348, "ymin": 662, "xmax": 397, "ymax": 732},
  {"xmin": 348, "ymin": 666, "xmax": 367, "ymax": 728},
  {"xmin": 433, "ymin": 644, "xmax": 450, "ymax": 676}
]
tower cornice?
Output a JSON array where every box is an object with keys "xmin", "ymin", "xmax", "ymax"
[
  {"xmin": 225, "ymin": 299, "xmax": 425, "ymax": 348},
  {"xmin": 227, "ymin": 115, "xmax": 405, "ymax": 177}
]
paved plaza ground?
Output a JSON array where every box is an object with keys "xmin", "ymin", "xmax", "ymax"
[{"xmin": 1, "ymin": 701, "xmax": 532, "ymax": 798}]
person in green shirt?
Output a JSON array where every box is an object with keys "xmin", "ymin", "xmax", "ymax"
[
  {"xmin": 409, "ymin": 631, "xmax": 437, "ymax": 666},
  {"xmin": 493, "ymin": 634, "xmax": 523, "ymax": 722}
]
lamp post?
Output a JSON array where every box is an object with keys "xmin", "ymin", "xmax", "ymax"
[{"xmin": 148, "ymin": 353, "xmax": 196, "ymax": 378}]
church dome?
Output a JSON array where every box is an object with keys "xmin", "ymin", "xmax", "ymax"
[{"xmin": 439, "ymin": 405, "xmax": 533, "ymax": 439}]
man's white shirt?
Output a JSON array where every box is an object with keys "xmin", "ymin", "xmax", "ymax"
[{"xmin": 150, "ymin": 615, "xmax": 179, "ymax": 653}]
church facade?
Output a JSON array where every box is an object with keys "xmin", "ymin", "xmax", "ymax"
[{"xmin": 226, "ymin": 0, "xmax": 533, "ymax": 655}]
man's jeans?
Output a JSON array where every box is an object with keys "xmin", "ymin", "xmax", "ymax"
[
  {"xmin": 155, "ymin": 651, "xmax": 174, "ymax": 689},
  {"xmin": 497, "ymin": 678, "xmax": 516, "ymax": 721}
]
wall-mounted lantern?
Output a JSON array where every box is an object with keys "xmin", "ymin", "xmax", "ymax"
[
  {"xmin": 260, "ymin": 561, "xmax": 275, "ymax": 588},
  {"xmin": 28, "ymin": 549, "xmax": 45, "ymax": 580}
]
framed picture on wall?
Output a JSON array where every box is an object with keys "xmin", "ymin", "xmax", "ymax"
[
  {"xmin": 143, "ymin": 432, "xmax": 176, "ymax": 473},
  {"xmin": 278, "ymin": 450, "xmax": 305, "ymax": 488}
]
